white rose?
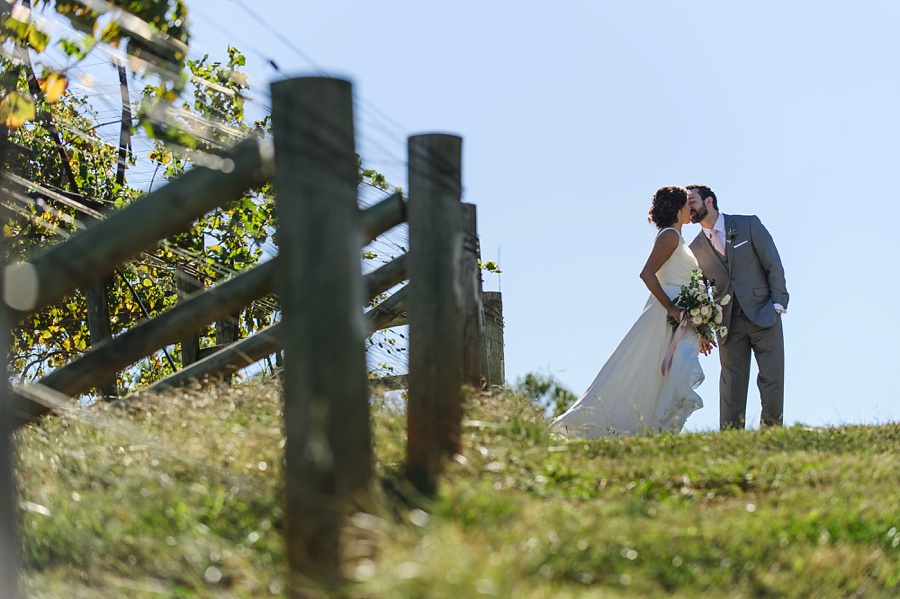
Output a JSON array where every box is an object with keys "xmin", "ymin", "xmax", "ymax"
[
  {"xmin": 720, "ymin": 294, "xmax": 731, "ymax": 306},
  {"xmin": 700, "ymin": 305, "xmax": 712, "ymax": 317},
  {"xmin": 690, "ymin": 308, "xmax": 700, "ymax": 317},
  {"xmin": 714, "ymin": 312, "xmax": 723, "ymax": 324},
  {"xmin": 692, "ymin": 315, "xmax": 703, "ymax": 326}
]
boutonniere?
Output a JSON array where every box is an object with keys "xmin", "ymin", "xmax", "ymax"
[{"xmin": 725, "ymin": 227, "xmax": 737, "ymax": 244}]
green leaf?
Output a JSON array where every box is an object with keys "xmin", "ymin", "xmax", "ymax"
[
  {"xmin": 0, "ymin": 91, "xmax": 36, "ymax": 129},
  {"xmin": 479, "ymin": 260, "xmax": 502, "ymax": 274}
]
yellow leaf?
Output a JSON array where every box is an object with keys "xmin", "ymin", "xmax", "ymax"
[
  {"xmin": 142, "ymin": 278, "xmax": 153, "ymax": 287},
  {"xmin": 0, "ymin": 92, "xmax": 36, "ymax": 129},
  {"xmin": 148, "ymin": 150, "xmax": 172, "ymax": 165},
  {"xmin": 39, "ymin": 73, "xmax": 68, "ymax": 103}
]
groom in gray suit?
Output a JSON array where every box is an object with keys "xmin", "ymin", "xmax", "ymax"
[{"xmin": 686, "ymin": 185, "xmax": 789, "ymax": 430}]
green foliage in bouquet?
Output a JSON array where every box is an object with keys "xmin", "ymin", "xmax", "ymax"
[{"xmin": 667, "ymin": 269, "xmax": 731, "ymax": 341}]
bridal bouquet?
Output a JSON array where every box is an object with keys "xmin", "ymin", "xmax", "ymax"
[{"xmin": 667, "ymin": 270, "xmax": 731, "ymax": 341}]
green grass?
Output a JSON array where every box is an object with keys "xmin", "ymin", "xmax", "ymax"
[{"xmin": 14, "ymin": 382, "xmax": 900, "ymax": 597}]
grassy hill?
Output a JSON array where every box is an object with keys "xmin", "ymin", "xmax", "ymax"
[{"xmin": 14, "ymin": 382, "xmax": 900, "ymax": 597}]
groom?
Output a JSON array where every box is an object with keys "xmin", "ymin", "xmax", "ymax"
[{"xmin": 686, "ymin": 185, "xmax": 789, "ymax": 430}]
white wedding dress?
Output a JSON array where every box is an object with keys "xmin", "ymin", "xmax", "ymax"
[{"xmin": 550, "ymin": 228, "xmax": 704, "ymax": 439}]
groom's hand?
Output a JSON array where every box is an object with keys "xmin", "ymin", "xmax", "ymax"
[{"xmin": 699, "ymin": 337, "xmax": 717, "ymax": 355}]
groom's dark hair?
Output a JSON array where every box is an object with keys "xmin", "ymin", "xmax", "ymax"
[{"xmin": 686, "ymin": 184, "xmax": 718, "ymax": 210}]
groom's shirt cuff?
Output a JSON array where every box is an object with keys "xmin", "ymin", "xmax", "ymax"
[{"xmin": 774, "ymin": 303, "xmax": 786, "ymax": 314}]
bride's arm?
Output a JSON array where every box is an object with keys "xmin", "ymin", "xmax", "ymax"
[{"xmin": 639, "ymin": 230, "xmax": 683, "ymax": 321}]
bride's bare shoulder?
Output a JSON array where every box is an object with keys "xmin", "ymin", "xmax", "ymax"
[{"xmin": 654, "ymin": 227, "xmax": 681, "ymax": 242}]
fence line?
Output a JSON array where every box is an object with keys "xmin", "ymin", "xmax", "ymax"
[{"xmin": 1, "ymin": 75, "xmax": 505, "ymax": 597}]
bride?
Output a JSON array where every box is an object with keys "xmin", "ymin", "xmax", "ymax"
[{"xmin": 551, "ymin": 185, "xmax": 704, "ymax": 438}]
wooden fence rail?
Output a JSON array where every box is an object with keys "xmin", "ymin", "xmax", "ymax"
[
  {"xmin": 3, "ymin": 138, "xmax": 270, "ymax": 315},
  {"xmin": 7, "ymin": 196, "xmax": 408, "ymax": 428},
  {"xmin": 143, "ymin": 264, "xmax": 409, "ymax": 394}
]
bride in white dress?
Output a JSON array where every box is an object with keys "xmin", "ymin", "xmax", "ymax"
[{"xmin": 551, "ymin": 185, "xmax": 704, "ymax": 438}]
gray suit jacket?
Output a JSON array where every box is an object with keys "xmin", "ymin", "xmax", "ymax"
[{"xmin": 689, "ymin": 214, "xmax": 789, "ymax": 339}]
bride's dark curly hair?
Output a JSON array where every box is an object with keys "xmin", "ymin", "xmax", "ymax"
[{"xmin": 648, "ymin": 185, "xmax": 687, "ymax": 229}]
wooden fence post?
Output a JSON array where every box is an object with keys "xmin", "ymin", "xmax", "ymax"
[
  {"xmin": 216, "ymin": 312, "xmax": 240, "ymax": 347},
  {"xmin": 85, "ymin": 278, "xmax": 118, "ymax": 400},
  {"xmin": 0, "ymin": 137, "xmax": 23, "ymax": 598},
  {"xmin": 214, "ymin": 309, "xmax": 240, "ymax": 382},
  {"xmin": 65, "ymin": 186, "xmax": 119, "ymax": 402},
  {"xmin": 482, "ymin": 291, "xmax": 505, "ymax": 388},
  {"xmin": 272, "ymin": 76, "xmax": 372, "ymax": 595},
  {"xmin": 406, "ymin": 133, "xmax": 464, "ymax": 496},
  {"xmin": 175, "ymin": 264, "xmax": 202, "ymax": 366},
  {"xmin": 460, "ymin": 203, "xmax": 483, "ymax": 388},
  {"xmin": 0, "ymin": 303, "xmax": 21, "ymax": 599}
]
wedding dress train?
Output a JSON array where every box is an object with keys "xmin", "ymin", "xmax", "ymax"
[{"xmin": 551, "ymin": 229, "xmax": 704, "ymax": 439}]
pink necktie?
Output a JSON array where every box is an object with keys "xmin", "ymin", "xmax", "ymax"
[{"xmin": 710, "ymin": 230, "xmax": 725, "ymax": 255}]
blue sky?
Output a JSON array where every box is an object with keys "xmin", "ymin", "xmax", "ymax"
[{"xmin": 184, "ymin": 0, "xmax": 899, "ymax": 431}]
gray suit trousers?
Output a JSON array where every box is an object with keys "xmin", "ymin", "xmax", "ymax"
[{"xmin": 719, "ymin": 306, "xmax": 784, "ymax": 429}]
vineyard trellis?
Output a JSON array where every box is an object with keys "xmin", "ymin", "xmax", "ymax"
[{"xmin": 1, "ymin": 76, "xmax": 504, "ymax": 596}]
